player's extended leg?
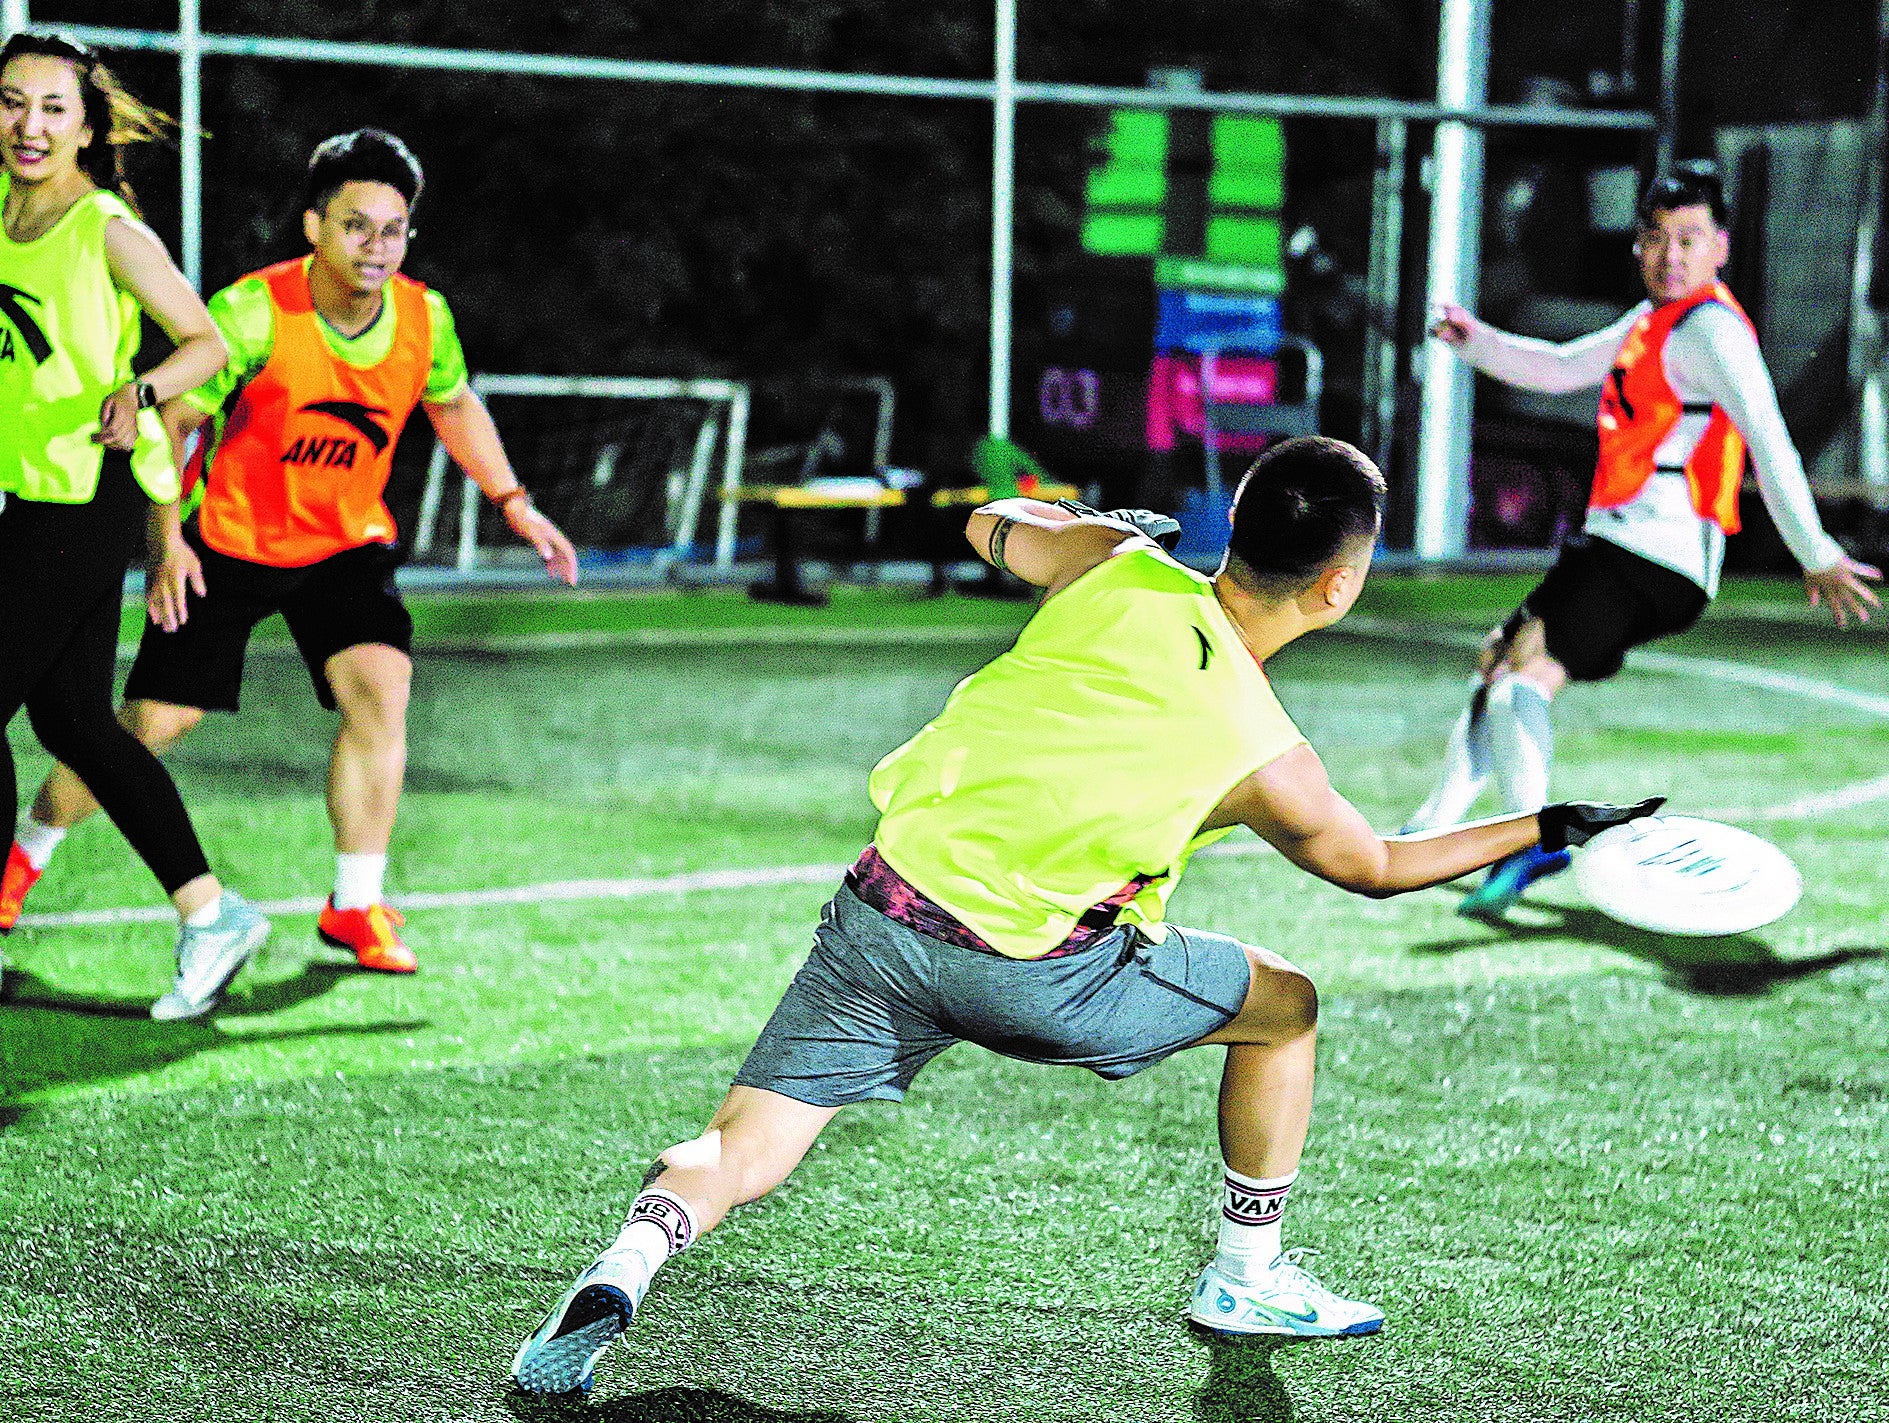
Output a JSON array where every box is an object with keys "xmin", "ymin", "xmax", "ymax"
[
  {"xmin": 1402, "ymin": 680, "xmax": 1494, "ymax": 833},
  {"xmin": 513, "ymin": 1087, "xmax": 839, "ymax": 1395},
  {"xmin": 4, "ymin": 700, "xmax": 205, "ymax": 931},
  {"xmin": 24, "ymin": 666, "xmax": 265, "ymax": 1022},
  {"xmin": 315, "ymin": 643, "xmax": 416, "ymax": 972},
  {"xmin": 1186, "ymin": 946, "xmax": 1383, "ymax": 1338},
  {"xmin": 1459, "ymin": 634, "xmax": 1572, "ymax": 920}
]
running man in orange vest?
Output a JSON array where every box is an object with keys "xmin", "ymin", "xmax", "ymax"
[
  {"xmin": 3, "ymin": 129, "xmax": 578, "ymax": 972},
  {"xmin": 1405, "ymin": 162, "xmax": 1880, "ymax": 919}
]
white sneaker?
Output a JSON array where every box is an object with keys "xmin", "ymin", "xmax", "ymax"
[
  {"xmin": 1188, "ymin": 1251, "xmax": 1385, "ymax": 1338},
  {"xmin": 151, "ymin": 892, "xmax": 270, "ymax": 1021},
  {"xmin": 511, "ymin": 1248, "xmax": 651, "ymax": 1396}
]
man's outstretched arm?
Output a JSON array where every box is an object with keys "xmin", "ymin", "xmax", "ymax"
[
  {"xmin": 1675, "ymin": 307, "xmax": 1882, "ymax": 627},
  {"xmin": 1208, "ymin": 743, "xmax": 1660, "ymax": 897},
  {"xmin": 1432, "ymin": 300, "xmax": 1639, "ymax": 395}
]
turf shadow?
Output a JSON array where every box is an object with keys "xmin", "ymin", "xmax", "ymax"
[
  {"xmin": 0, "ymin": 966, "xmax": 426, "ymax": 1119},
  {"xmin": 1191, "ymin": 1331, "xmax": 1295, "ymax": 1423},
  {"xmin": 1413, "ymin": 899, "xmax": 1885, "ymax": 996},
  {"xmin": 504, "ymin": 1385, "xmax": 854, "ymax": 1423},
  {"xmin": 0, "ymin": 956, "xmax": 357, "ymax": 1020}
]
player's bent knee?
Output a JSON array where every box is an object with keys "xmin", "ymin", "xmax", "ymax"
[
  {"xmin": 328, "ymin": 649, "xmax": 413, "ymax": 724},
  {"xmin": 335, "ymin": 674, "xmax": 409, "ymax": 725},
  {"xmin": 25, "ymin": 709, "xmax": 113, "ymax": 766},
  {"xmin": 1255, "ymin": 956, "xmax": 1318, "ymax": 1032},
  {"xmin": 122, "ymin": 699, "xmax": 203, "ymax": 750},
  {"xmin": 698, "ymin": 1089, "xmax": 835, "ymax": 1204},
  {"xmin": 1273, "ymin": 968, "xmax": 1319, "ymax": 1036},
  {"xmin": 659, "ymin": 1129, "xmax": 723, "ymax": 1174},
  {"xmin": 1217, "ymin": 949, "xmax": 1317, "ymax": 1043},
  {"xmin": 1511, "ymin": 655, "xmax": 1568, "ymax": 698}
]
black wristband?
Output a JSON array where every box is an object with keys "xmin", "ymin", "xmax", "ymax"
[
  {"xmin": 988, "ymin": 514, "xmax": 1018, "ymax": 575},
  {"xmin": 134, "ymin": 381, "xmax": 158, "ymax": 409}
]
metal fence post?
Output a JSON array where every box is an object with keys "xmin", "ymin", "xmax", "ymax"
[
  {"xmin": 1414, "ymin": 0, "xmax": 1492, "ymax": 561},
  {"xmin": 989, "ymin": 0, "xmax": 1017, "ymax": 439}
]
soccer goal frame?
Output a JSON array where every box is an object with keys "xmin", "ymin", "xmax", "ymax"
[{"xmin": 412, "ymin": 372, "xmax": 751, "ymax": 573}]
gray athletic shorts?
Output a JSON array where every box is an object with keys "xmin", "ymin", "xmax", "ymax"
[{"xmin": 733, "ymin": 884, "xmax": 1255, "ymax": 1108}]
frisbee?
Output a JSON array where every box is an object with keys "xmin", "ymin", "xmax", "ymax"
[{"xmin": 1572, "ymin": 815, "xmax": 1802, "ymax": 936}]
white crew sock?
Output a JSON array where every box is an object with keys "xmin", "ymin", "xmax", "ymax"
[
  {"xmin": 604, "ymin": 1187, "xmax": 698, "ymax": 1308},
  {"xmin": 1214, "ymin": 1167, "xmax": 1298, "ymax": 1282},
  {"xmin": 14, "ymin": 812, "xmax": 66, "ymax": 871},
  {"xmin": 332, "ymin": 852, "xmax": 387, "ymax": 911},
  {"xmin": 1404, "ymin": 683, "xmax": 1492, "ymax": 832},
  {"xmin": 184, "ymin": 893, "xmax": 223, "ymax": 928},
  {"xmin": 1485, "ymin": 675, "xmax": 1554, "ymax": 816}
]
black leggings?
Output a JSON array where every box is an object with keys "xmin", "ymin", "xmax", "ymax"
[{"xmin": 0, "ymin": 453, "xmax": 211, "ymax": 895}]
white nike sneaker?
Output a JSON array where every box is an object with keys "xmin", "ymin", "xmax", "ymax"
[
  {"xmin": 1188, "ymin": 1251, "xmax": 1385, "ymax": 1338},
  {"xmin": 151, "ymin": 892, "xmax": 270, "ymax": 1021},
  {"xmin": 511, "ymin": 1248, "xmax": 652, "ymax": 1396}
]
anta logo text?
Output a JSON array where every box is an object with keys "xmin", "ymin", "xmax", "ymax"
[
  {"xmin": 0, "ymin": 284, "xmax": 52, "ymax": 365},
  {"xmin": 284, "ymin": 400, "xmax": 393, "ymax": 468},
  {"xmin": 283, "ymin": 435, "xmax": 363, "ymax": 468}
]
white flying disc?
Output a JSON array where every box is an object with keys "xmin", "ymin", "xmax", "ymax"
[{"xmin": 1572, "ymin": 815, "xmax": 1802, "ymax": 937}]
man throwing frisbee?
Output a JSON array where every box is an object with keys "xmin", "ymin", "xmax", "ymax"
[{"xmin": 510, "ymin": 436, "xmax": 1658, "ymax": 1396}]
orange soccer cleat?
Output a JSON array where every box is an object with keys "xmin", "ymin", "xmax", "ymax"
[
  {"xmin": 316, "ymin": 899, "xmax": 417, "ymax": 973},
  {"xmin": 0, "ymin": 842, "xmax": 42, "ymax": 934}
]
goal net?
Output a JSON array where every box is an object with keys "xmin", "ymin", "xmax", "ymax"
[{"xmin": 411, "ymin": 374, "xmax": 750, "ymax": 575}]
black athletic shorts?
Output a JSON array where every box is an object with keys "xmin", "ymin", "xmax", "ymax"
[
  {"xmin": 1519, "ymin": 534, "xmax": 1709, "ymax": 682},
  {"xmin": 123, "ymin": 527, "xmax": 413, "ymax": 712}
]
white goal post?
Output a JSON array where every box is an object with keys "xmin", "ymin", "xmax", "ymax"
[{"xmin": 413, "ymin": 372, "xmax": 751, "ymax": 572}]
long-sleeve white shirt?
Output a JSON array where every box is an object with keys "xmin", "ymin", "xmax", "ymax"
[{"xmin": 1456, "ymin": 302, "xmax": 1843, "ymax": 595}]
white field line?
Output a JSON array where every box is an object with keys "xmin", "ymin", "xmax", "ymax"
[
  {"xmin": 1627, "ymin": 648, "xmax": 1889, "ymax": 719},
  {"xmin": 23, "ymin": 616, "xmax": 1882, "ymax": 930},
  {"xmin": 15, "ymin": 863, "xmax": 847, "ymax": 930},
  {"xmin": 1719, "ymin": 773, "xmax": 1889, "ymax": 821}
]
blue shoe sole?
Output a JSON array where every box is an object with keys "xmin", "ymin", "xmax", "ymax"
[{"xmin": 512, "ymin": 1283, "xmax": 633, "ymax": 1396}]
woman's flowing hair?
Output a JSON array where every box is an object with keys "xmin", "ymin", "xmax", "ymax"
[{"xmin": 1, "ymin": 30, "xmax": 176, "ymax": 215}]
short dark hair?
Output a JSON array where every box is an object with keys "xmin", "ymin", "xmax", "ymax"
[
  {"xmin": 1226, "ymin": 436, "xmax": 1385, "ymax": 595},
  {"xmin": 304, "ymin": 128, "xmax": 424, "ymax": 215},
  {"xmin": 1638, "ymin": 159, "xmax": 1727, "ymax": 229}
]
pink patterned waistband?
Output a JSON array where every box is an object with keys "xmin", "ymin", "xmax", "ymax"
[{"xmin": 843, "ymin": 845, "xmax": 1152, "ymax": 960}]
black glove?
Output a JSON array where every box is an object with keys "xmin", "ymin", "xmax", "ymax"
[
  {"xmin": 1538, "ymin": 797, "xmax": 1666, "ymax": 852},
  {"xmin": 1053, "ymin": 498, "xmax": 1182, "ymax": 551}
]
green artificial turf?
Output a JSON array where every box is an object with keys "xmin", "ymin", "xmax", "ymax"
[{"xmin": 4, "ymin": 577, "xmax": 1887, "ymax": 1422}]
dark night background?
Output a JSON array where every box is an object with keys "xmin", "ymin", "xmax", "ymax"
[{"xmin": 53, "ymin": 0, "xmax": 1884, "ymax": 523}]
